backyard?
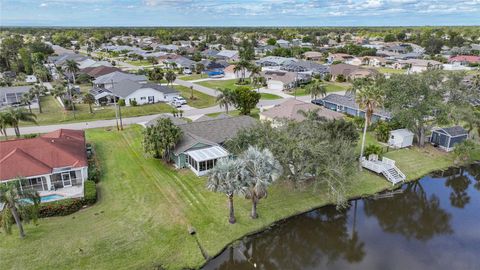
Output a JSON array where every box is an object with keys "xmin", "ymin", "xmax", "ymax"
[
  {"xmin": 197, "ymin": 79, "xmax": 253, "ymax": 90},
  {"xmin": 179, "ymin": 74, "xmax": 205, "ymax": 81},
  {"xmin": 0, "ymin": 125, "xmax": 469, "ymax": 270},
  {"xmin": 24, "ymin": 95, "xmax": 172, "ymax": 126},
  {"xmin": 173, "ymin": 85, "xmax": 216, "ymax": 108},
  {"xmin": 291, "ymin": 81, "xmax": 350, "ymax": 96}
]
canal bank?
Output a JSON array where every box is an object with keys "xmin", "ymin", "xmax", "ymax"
[
  {"xmin": 202, "ymin": 162, "xmax": 480, "ymax": 269},
  {"xmin": 198, "ymin": 146, "xmax": 480, "ymax": 270}
]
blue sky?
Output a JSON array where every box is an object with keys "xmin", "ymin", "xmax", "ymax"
[{"xmin": 1, "ymin": 0, "xmax": 480, "ymax": 27}]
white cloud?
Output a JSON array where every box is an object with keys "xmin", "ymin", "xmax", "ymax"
[{"xmin": 39, "ymin": 3, "xmax": 48, "ymax": 7}]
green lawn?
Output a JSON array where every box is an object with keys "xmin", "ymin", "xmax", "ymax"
[
  {"xmin": 24, "ymin": 95, "xmax": 172, "ymax": 126},
  {"xmin": 0, "ymin": 126, "xmax": 472, "ymax": 270},
  {"xmin": 206, "ymin": 108, "xmax": 260, "ymax": 119},
  {"xmin": 375, "ymin": 67, "xmax": 407, "ymax": 74},
  {"xmin": 124, "ymin": 60, "xmax": 153, "ymax": 66},
  {"xmin": 260, "ymin": 93, "xmax": 283, "ymax": 100},
  {"xmin": 173, "ymin": 85, "xmax": 216, "ymax": 108},
  {"xmin": 179, "ymin": 74, "xmax": 206, "ymax": 81},
  {"xmin": 197, "ymin": 79, "xmax": 253, "ymax": 91},
  {"xmin": 292, "ymin": 81, "xmax": 350, "ymax": 96}
]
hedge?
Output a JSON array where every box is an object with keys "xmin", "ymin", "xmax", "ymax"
[{"xmin": 37, "ymin": 180, "xmax": 97, "ymax": 217}]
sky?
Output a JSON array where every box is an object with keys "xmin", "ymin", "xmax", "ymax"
[{"xmin": 1, "ymin": 0, "xmax": 480, "ymax": 27}]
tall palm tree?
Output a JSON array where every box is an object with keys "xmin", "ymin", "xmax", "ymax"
[
  {"xmin": 29, "ymin": 84, "xmax": 47, "ymax": 113},
  {"xmin": 305, "ymin": 81, "xmax": 327, "ymax": 100},
  {"xmin": 0, "ymin": 112, "xmax": 11, "ymax": 140},
  {"xmin": 6, "ymin": 107, "xmax": 37, "ymax": 137},
  {"xmin": 51, "ymin": 84, "xmax": 66, "ymax": 99},
  {"xmin": 216, "ymin": 88, "xmax": 234, "ymax": 114},
  {"xmin": 235, "ymin": 60, "xmax": 251, "ymax": 83},
  {"xmin": 65, "ymin": 60, "xmax": 80, "ymax": 118},
  {"xmin": 83, "ymin": 93, "xmax": 96, "ymax": 113},
  {"xmin": 249, "ymin": 65, "xmax": 262, "ymax": 79},
  {"xmin": 207, "ymin": 158, "xmax": 245, "ymax": 224},
  {"xmin": 252, "ymin": 76, "xmax": 266, "ymax": 93},
  {"xmin": 0, "ymin": 180, "xmax": 40, "ymax": 238},
  {"xmin": 355, "ymin": 80, "xmax": 384, "ymax": 165},
  {"xmin": 239, "ymin": 146, "xmax": 282, "ymax": 219}
]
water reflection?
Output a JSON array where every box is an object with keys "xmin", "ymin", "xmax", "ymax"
[
  {"xmin": 203, "ymin": 164, "xmax": 480, "ymax": 270},
  {"xmin": 364, "ymin": 181, "xmax": 453, "ymax": 241}
]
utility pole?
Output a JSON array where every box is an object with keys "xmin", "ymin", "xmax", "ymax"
[
  {"xmin": 68, "ymin": 72, "xmax": 76, "ymax": 119},
  {"xmin": 111, "ymin": 79, "xmax": 119, "ymax": 131}
]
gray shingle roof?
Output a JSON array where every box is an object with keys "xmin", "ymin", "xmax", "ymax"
[
  {"xmin": 94, "ymin": 71, "xmax": 147, "ymax": 84},
  {"xmin": 322, "ymin": 94, "xmax": 391, "ymax": 118},
  {"xmin": 173, "ymin": 116, "xmax": 257, "ymax": 154},
  {"xmin": 440, "ymin": 126, "xmax": 468, "ymax": 136},
  {"xmin": 142, "ymin": 83, "xmax": 179, "ymax": 94}
]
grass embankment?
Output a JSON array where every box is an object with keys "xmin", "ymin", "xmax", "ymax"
[
  {"xmin": 23, "ymin": 95, "xmax": 171, "ymax": 126},
  {"xmin": 173, "ymin": 85, "xmax": 216, "ymax": 108},
  {"xmin": 260, "ymin": 93, "xmax": 283, "ymax": 100},
  {"xmin": 0, "ymin": 126, "xmax": 476, "ymax": 270},
  {"xmin": 197, "ymin": 79, "xmax": 253, "ymax": 91}
]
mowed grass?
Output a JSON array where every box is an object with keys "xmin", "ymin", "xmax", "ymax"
[
  {"xmin": 173, "ymin": 85, "xmax": 216, "ymax": 108},
  {"xmin": 23, "ymin": 96, "xmax": 172, "ymax": 126},
  {"xmin": 0, "ymin": 125, "xmax": 470, "ymax": 270},
  {"xmin": 124, "ymin": 60, "xmax": 153, "ymax": 66},
  {"xmin": 375, "ymin": 67, "xmax": 407, "ymax": 74},
  {"xmin": 292, "ymin": 81, "xmax": 350, "ymax": 96},
  {"xmin": 179, "ymin": 74, "xmax": 206, "ymax": 81},
  {"xmin": 260, "ymin": 93, "xmax": 283, "ymax": 100},
  {"xmin": 197, "ymin": 79, "xmax": 253, "ymax": 91}
]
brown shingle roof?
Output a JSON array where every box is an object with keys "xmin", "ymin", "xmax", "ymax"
[{"xmin": 0, "ymin": 129, "xmax": 87, "ymax": 181}]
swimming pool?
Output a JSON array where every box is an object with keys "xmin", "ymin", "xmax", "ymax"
[{"xmin": 21, "ymin": 194, "xmax": 65, "ymax": 204}]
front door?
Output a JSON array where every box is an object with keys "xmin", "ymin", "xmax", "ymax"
[{"xmin": 61, "ymin": 173, "xmax": 72, "ymax": 187}]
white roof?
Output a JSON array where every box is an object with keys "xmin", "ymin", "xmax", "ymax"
[
  {"xmin": 186, "ymin": 146, "xmax": 229, "ymax": 162},
  {"xmin": 390, "ymin": 129, "xmax": 414, "ymax": 137}
]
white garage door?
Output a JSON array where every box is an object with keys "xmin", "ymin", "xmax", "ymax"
[{"xmin": 267, "ymin": 80, "xmax": 284, "ymax": 90}]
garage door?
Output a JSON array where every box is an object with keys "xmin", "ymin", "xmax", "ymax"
[{"xmin": 268, "ymin": 80, "xmax": 284, "ymax": 90}]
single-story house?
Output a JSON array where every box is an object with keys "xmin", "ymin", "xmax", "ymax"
[
  {"xmin": 224, "ymin": 65, "xmax": 251, "ymax": 79},
  {"xmin": 256, "ymin": 56, "xmax": 296, "ymax": 67},
  {"xmin": 199, "ymin": 59, "xmax": 230, "ymax": 73},
  {"xmin": 80, "ymin": 65, "xmax": 122, "ymax": 79},
  {"xmin": 388, "ymin": 129, "xmax": 414, "ymax": 149},
  {"xmin": 276, "ymin": 39, "xmax": 290, "ymax": 48},
  {"xmin": 403, "ymin": 59, "xmax": 443, "ymax": 73},
  {"xmin": 0, "ymin": 129, "xmax": 88, "ymax": 201},
  {"xmin": 345, "ymin": 57, "xmax": 363, "ymax": 66},
  {"xmin": 327, "ymin": 53, "xmax": 355, "ymax": 64},
  {"xmin": 313, "ymin": 93, "xmax": 391, "ymax": 121},
  {"xmin": 170, "ymin": 115, "xmax": 257, "ymax": 176},
  {"xmin": 362, "ymin": 56, "xmax": 387, "ymax": 67},
  {"xmin": 215, "ymin": 50, "xmax": 239, "ymax": 61},
  {"xmin": 90, "ymin": 79, "xmax": 179, "ymax": 106},
  {"xmin": 448, "ymin": 55, "xmax": 480, "ymax": 66},
  {"xmin": 0, "ymin": 85, "xmax": 35, "ymax": 108},
  {"xmin": 93, "ymin": 71, "xmax": 147, "ymax": 89},
  {"xmin": 329, "ymin": 64, "xmax": 378, "ymax": 81},
  {"xmin": 280, "ymin": 60, "xmax": 330, "ymax": 76},
  {"xmin": 261, "ymin": 70, "xmax": 300, "ymax": 90},
  {"xmin": 163, "ymin": 56, "xmax": 196, "ymax": 69},
  {"xmin": 429, "ymin": 126, "xmax": 468, "ymax": 152},
  {"xmin": 201, "ymin": 49, "xmax": 220, "ymax": 58},
  {"xmin": 303, "ymin": 51, "xmax": 324, "ymax": 61},
  {"xmin": 260, "ymin": 98, "xmax": 343, "ymax": 125}
]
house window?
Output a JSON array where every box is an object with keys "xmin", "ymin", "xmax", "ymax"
[{"xmin": 140, "ymin": 97, "xmax": 146, "ymax": 100}]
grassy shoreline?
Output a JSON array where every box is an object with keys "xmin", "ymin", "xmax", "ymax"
[{"xmin": 1, "ymin": 126, "xmax": 478, "ymax": 270}]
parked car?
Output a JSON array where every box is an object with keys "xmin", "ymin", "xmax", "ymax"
[
  {"xmin": 170, "ymin": 100, "xmax": 183, "ymax": 108},
  {"xmin": 183, "ymin": 68, "xmax": 192, "ymax": 74},
  {"xmin": 173, "ymin": 96, "xmax": 187, "ymax": 105}
]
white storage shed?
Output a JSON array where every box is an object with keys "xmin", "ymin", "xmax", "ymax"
[{"xmin": 388, "ymin": 129, "xmax": 414, "ymax": 148}]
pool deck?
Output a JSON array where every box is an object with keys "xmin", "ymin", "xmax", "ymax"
[{"xmin": 38, "ymin": 186, "xmax": 84, "ymax": 201}]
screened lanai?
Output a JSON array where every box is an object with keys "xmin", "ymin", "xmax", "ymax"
[{"xmin": 185, "ymin": 146, "xmax": 229, "ymax": 176}]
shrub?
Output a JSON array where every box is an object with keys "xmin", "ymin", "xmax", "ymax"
[
  {"xmin": 375, "ymin": 121, "xmax": 391, "ymax": 142},
  {"xmin": 118, "ymin": 99, "xmax": 126, "ymax": 106},
  {"xmin": 453, "ymin": 140, "xmax": 477, "ymax": 165},
  {"xmin": 38, "ymin": 199, "xmax": 84, "ymax": 217},
  {"xmin": 336, "ymin": 74, "xmax": 346, "ymax": 82},
  {"xmin": 130, "ymin": 99, "xmax": 138, "ymax": 106},
  {"xmin": 364, "ymin": 144, "xmax": 383, "ymax": 158},
  {"xmin": 83, "ymin": 180, "xmax": 97, "ymax": 205},
  {"xmin": 88, "ymin": 159, "xmax": 101, "ymax": 183},
  {"xmin": 23, "ymin": 133, "xmax": 38, "ymax": 139}
]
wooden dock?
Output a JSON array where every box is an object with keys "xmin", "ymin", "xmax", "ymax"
[{"xmin": 361, "ymin": 155, "xmax": 406, "ymax": 185}]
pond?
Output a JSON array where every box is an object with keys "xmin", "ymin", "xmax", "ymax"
[{"xmin": 203, "ymin": 164, "xmax": 480, "ymax": 270}]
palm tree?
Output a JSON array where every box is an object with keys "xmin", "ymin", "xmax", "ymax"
[
  {"xmin": 65, "ymin": 60, "xmax": 80, "ymax": 118},
  {"xmin": 239, "ymin": 146, "xmax": 282, "ymax": 219},
  {"xmin": 216, "ymin": 88, "xmax": 234, "ymax": 114},
  {"xmin": 252, "ymin": 76, "xmax": 266, "ymax": 93},
  {"xmin": 355, "ymin": 79, "xmax": 384, "ymax": 166},
  {"xmin": 195, "ymin": 63, "xmax": 205, "ymax": 77},
  {"xmin": 83, "ymin": 93, "xmax": 96, "ymax": 113},
  {"xmin": 0, "ymin": 112, "xmax": 10, "ymax": 140},
  {"xmin": 235, "ymin": 60, "xmax": 251, "ymax": 83},
  {"xmin": 21, "ymin": 92, "xmax": 34, "ymax": 113},
  {"xmin": 249, "ymin": 65, "xmax": 262, "ymax": 79},
  {"xmin": 51, "ymin": 84, "xmax": 66, "ymax": 99},
  {"xmin": 207, "ymin": 158, "xmax": 245, "ymax": 224},
  {"xmin": 5, "ymin": 107, "xmax": 37, "ymax": 137},
  {"xmin": 29, "ymin": 84, "xmax": 47, "ymax": 113},
  {"xmin": 0, "ymin": 180, "xmax": 40, "ymax": 238},
  {"xmin": 165, "ymin": 70, "xmax": 176, "ymax": 86},
  {"xmin": 305, "ymin": 81, "xmax": 327, "ymax": 100}
]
